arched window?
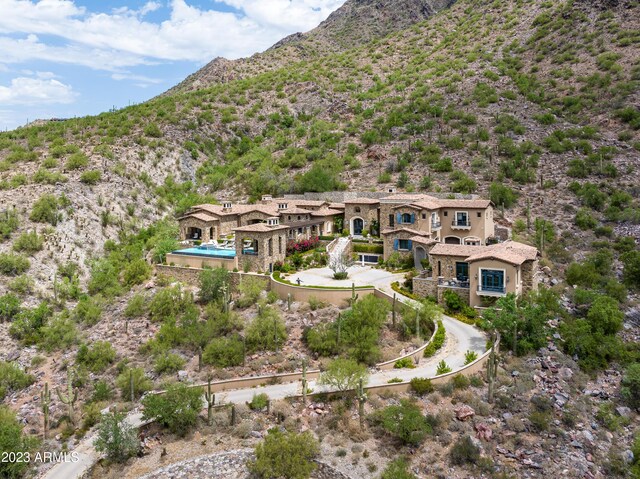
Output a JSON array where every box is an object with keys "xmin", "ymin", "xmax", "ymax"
[{"xmin": 355, "ymin": 207, "xmax": 361, "ymax": 213}]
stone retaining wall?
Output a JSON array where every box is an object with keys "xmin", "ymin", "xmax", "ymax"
[
  {"xmin": 413, "ymin": 276, "xmax": 437, "ymax": 298},
  {"xmin": 155, "ymin": 265, "xmax": 270, "ymax": 292},
  {"xmin": 137, "ymin": 450, "xmax": 353, "ymax": 479}
]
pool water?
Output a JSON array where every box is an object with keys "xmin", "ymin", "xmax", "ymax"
[{"xmin": 173, "ymin": 247, "xmax": 237, "ymax": 258}]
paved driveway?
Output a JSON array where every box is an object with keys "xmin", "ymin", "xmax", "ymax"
[{"xmin": 283, "ymin": 265, "xmax": 406, "ymax": 290}]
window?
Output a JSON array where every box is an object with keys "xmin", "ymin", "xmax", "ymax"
[
  {"xmin": 455, "ymin": 262, "xmax": 469, "ymax": 281},
  {"xmin": 398, "ymin": 239, "xmax": 411, "ymax": 250},
  {"xmin": 389, "ymin": 214, "xmax": 395, "ymax": 227},
  {"xmin": 443, "ymin": 211, "xmax": 448, "ymax": 217},
  {"xmin": 278, "ymin": 236, "xmax": 282, "ymax": 254},
  {"xmin": 297, "ymin": 216, "xmax": 301, "ymax": 220},
  {"xmin": 422, "ymin": 213, "xmax": 427, "ymax": 219},
  {"xmin": 355, "ymin": 207, "xmax": 361, "ymax": 213},
  {"xmin": 455, "ymin": 212, "xmax": 469, "ymax": 226},
  {"xmin": 481, "ymin": 270, "xmax": 505, "ymax": 292},
  {"xmin": 398, "ymin": 213, "xmax": 415, "ymax": 224},
  {"xmin": 477, "ymin": 212, "xmax": 482, "ymax": 218},
  {"xmin": 288, "ymin": 216, "xmax": 291, "ymax": 220}
]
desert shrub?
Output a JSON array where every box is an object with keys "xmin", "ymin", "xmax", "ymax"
[
  {"xmin": 91, "ymin": 380, "xmax": 113, "ymax": 402},
  {"xmin": 77, "ymin": 341, "xmax": 116, "ymax": 373},
  {"xmin": 489, "ymin": 182, "xmax": 518, "ymax": 208},
  {"xmin": 202, "ymin": 336, "xmax": 244, "ymax": 367},
  {"xmin": 0, "ymin": 253, "xmax": 30, "ymax": 276},
  {"xmin": 0, "ymin": 293, "xmax": 21, "ymax": 322},
  {"xmin": 621, "ymin": 363, "xmax": 640, "ymax": 409},
  {"xmin": 250, "ymin": 429, "xmax": 319, "ymax": 479},
  {"xmin": 236, "ymin": 276, "xmax": 264, "ymax": 308},
  {"xmin": 65, "ymin": 152, "xmax": 89, "ymax": 170},
  {"xmin": 0, "ymin": 406, "xmax": 39, "ymax": 478},
  {"xmin": 30, "ymin": 194, "xmax": 61, "ymax": 225},
  {"xmin": 575, "ymin": 208, "xmax": 597, "ymax": 230},
  {"xmin": 12, "ymin": 231, "xmax": 43, "ymax": 253},
  {"xmin": 249, "ymin": 393, "xmax": 270, "ymax": 410},
  {"xmin": 124, "ymin": 293, "xmax": 146, "ymax": 318},
  {"xmin": 122, "ymin": 259, "xmax": 151, "ymax": 286},
  {"xmin": 436, "ymin": 360, "xmax": 452, "ymax": 375},
  {"xmin": 9, "ymin": 302, "xmax": 51, "ymax": 345},
  {"xmin": 199, "ymin": 267, "xmax": 230, "ymax": 303},
  {"xmin": 87, "ymin": 259, "xmax": 121, "ymax": 297},
  {"xmin": 410, "ymin": 377, "xmax": 434, "ymax": 396},
  {"xmin": 380, "ymin": 458, "xmax": 417, "ymax": 479},
  {"xmin": 0, "ymin": 209, "xmax": 19, "ymax": 240},
  {"xmin": 369, "ymin": 400, "xmax": 432, "ymax": 446},
  {"xmin": 73, "ymin": 295, "xmax": 103, "ymax": 325},
  {"xmin": 424, "ymin": 320, "xmax": 445, "ymax": 357},
  {"xmin": 0, "ymin": 361, "xmax": 34, "ymax": 400},
  {"xmin": 154, "ymin": 353, "xmax": 186, "ymax": 374},
  {"xmin": 94, "ymin": 411, "xmax": 140, "ymax": 463},
  {"xmin": 394, "ymin": 357, "xmax": 416, "ymax": 369},
  {"xmin": 464, "ymin": 350, "xmax": 478, "ymax": 364},
  {"xmin": 308, "ymin": 296, "xmax": 325, "ymax": 311},
  {"xmin": 449, "ymin": 436, "xmax": 480, "ymax": 465},
  {"xmin": 149, "ymin": 286, "xmax": 196, "ymax": 322},
  {"xmin": 246, "ymin": 306, "xmax": 287, "ymax": 352},
  {"xmin": 39, "ymin": 315, "xmax": 78, "ymax": 352},
  {"xmin": 116, "ymin": 367, "xmax": 152, "ymax": 400},
  {"xmin": 451, "ymin": 374, "xmax": 470, "ymax": 390},
  {"xmin": 399, "ymin": 300, "xmax": 440, "ymax": 340},
  {"xmin": 142, "ymin": 382, "xmax": 203, "ymax": 436},
  {"xmin": 80, "ymin": 170, "xmax": 101, "ymax": 184},
  {"xmin": 622, "ymin": 250, "xmax": 640, "ymax": 289},
  {"xmin": 443, "ymin": 290, "xmax": 465, "ymax": 312},
  {"xmin": 8, "ymin": 275, "xmax": 34, "ymax": 295}
]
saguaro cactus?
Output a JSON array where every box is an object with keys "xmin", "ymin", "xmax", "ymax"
[
  {"xmin": 287, "ymin": 293, "xmax": 292, "ymax": 311},
  {"xmin": 56, "ymin": 369, "xmax": 78, "ymax": 427},
  {"xmin": 351, "ymin": 283, "xmax": 359, "ymax": 305},
  {"xmin": 230, "ymin": 404, "xmax": 237, "ymax": 426},
  {"xmin": 487, "ymin": 333, "xmax": 500, "ymax": 404},
  {"xmin": 41, "ymin": 382, "xmax": 51, "ymax": 439},
  {"xmin": 357, "ymin": 378, "xmax": 366, "ymax": 428},
  {"xmin": 301, "ymin": 360, "xmax": 308, "ymax": 405},
  {"xmin": 204, "ymin": 376, "xmax": 216, "ymax": 426},
  {"xmin": 392, "ymin": 293, "xmax": 397, "ymax": 326}
]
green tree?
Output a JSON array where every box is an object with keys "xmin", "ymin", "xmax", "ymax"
[
  {"xmin": 30, "ymin": 194, "xmax": 60, "ymax": 225},
  {"xmin": 142, "ymin": 383, "xmax": 203, "ymax": 436},
  {"xmin": 371, "ymin": 400, "xmax": 431, "ymax": 446},
  {"xmin": 621, "ymin": 250, "xmax": 640, "ymax": 289},
  {"xmin": 0, "ymin": 293, "xmax": 21, "ymax": 322},
  {"xmin": 246, "ymin": 306, "xmax": 287, "ymax": 352},
  {"xmin": 198, "ymin": 267, "xmax": 230, "ymax": 303},
  {"xmin": 319, "ymin": 358, "xmax": 367, "ymax": 393},
  {"xmin": 621, "ymin": 363, "xmax": 640, "ymax": 409},
  {"xmin": 0, "ymin": 406, "xmax": 38, "ymax": 478},
  {"xmin": 94, "ymin": 411, "xmax": 140, "ymax": 463},
  {"xmin": 586, "ymin": 295, "xmax": 623, "ymax": 336},
  {"xmin": 250, "ymin": 429, "xmax": 320, "ymax": 479},
  {"xmin": 489, "ymin": 182, "xmax": 518, "ymax": 209}
]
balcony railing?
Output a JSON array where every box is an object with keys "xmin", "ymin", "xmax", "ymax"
[
  {"xmin": 431, "ymin": 221, "xmax": 442, "ymax": 230},
  {"xmin": 477, "ymin": 285, "xmax": 507, "ymax": 296},
  {"xmin": 452, "ymin": 220, "xmax": 471, "ymax": 228},
  {"xmin": 438, "ymin": 277, "xmax": 470, "ymax": 289}
]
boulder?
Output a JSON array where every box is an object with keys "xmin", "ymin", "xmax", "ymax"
[{"xmin": 455, "ymin": 405, "xmax": 475, "ymax": 421}]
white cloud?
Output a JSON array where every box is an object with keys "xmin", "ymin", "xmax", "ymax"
[
  {"xmin": 0, "ymin": 76, "xmax": 76, "ymax": 105},
  {"xmin": 111, "ymin": 72, "xmax": 162, "ymax": 84},
  {"xmin": 0, "ymin": 0, "xmax": 346, "ymax": 70}
]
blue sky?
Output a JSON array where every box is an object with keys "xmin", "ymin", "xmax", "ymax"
[{"xmin": 0, "ymin": 0, "xmax": 345, "ymax": 130}]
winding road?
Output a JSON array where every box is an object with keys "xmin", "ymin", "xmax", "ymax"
[{"xmin": 41, "ymin": 278, "xmax": 486, "ymax": 479}]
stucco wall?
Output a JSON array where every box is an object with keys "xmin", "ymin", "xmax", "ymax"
[
  {"xmin": 438, "ymin": 207, "xmax": 490, "ymax": 244},
  {"xmin": 468, "ymin": 258, "xmax": 518, "ymax": 308}
]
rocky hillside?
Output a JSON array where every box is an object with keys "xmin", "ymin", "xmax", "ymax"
[
  {"xmin": 171, "ymin": 0, "xmax": 457, "ymax": 93},
  {"xmin": 0, "ymin": 0, "xmax": 638, "ymax": 296}
]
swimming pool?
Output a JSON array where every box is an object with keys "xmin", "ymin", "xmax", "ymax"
[{"xmin": 173, "ymin": 246, "xmax": 237, "ymax": 259}]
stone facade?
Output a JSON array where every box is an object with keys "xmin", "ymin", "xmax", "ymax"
[
  {"xmin": 234, "ymin": 223, "xmax": 288, "ymax": 273},
  {"xmin": 413, "ymin": 276, "xmax": 437, "ymax": 299},
  {"xmin": 437, "ymin": 285, "xmax": 471, "ymax": 305},
  {"xmin": 344, "ymin": 202, "xmax": 379, "ymax": 236}
]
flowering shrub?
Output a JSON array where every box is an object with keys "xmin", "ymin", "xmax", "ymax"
[{"xmin": 286, "ymin": 237, "xmax": 320, "ymax": 255}]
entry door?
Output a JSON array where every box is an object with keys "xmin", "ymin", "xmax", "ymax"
[{"xmin": 353, "ymin": 218, "xmax": 364, "ymax": 235}]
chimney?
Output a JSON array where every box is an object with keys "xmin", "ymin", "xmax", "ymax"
[
  {"xmin": 267, "ymin": 217, "xmax": 280, "ymax": 227},
  {"xmin": 278, "ymin": 202, "xmax": 288, "ymax": 210},
  {"xmin": 261, "ymin": 194, "xmax": 273, "ymax": 203},
  {"xmin": 222, "ymin": 201, "xmax": 232, "ymax": 211}
]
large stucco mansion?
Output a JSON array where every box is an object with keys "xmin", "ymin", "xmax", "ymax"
[{"xmin": 172, "ymin": 191, "xmax": 539, "ymax": 308}]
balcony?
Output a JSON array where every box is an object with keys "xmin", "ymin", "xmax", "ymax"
[
  {"xmin": 451, "ymin": 220, "xmax": 471, "ymax": 230},
  {"xmin": 431, "ymin": 221, "xmax": 442, "ymax": 230},
  {"xmin": 438, "ymin": 277, "xmax": 470, "ymax": 289},
  {"xmin": 476, "ymin": 285, "xmax": 507, "ymax": 297}
]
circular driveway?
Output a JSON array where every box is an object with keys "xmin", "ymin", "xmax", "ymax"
[{"xmin": 281, "ymin": 265, "xmax": 406, "ymax": 292}]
